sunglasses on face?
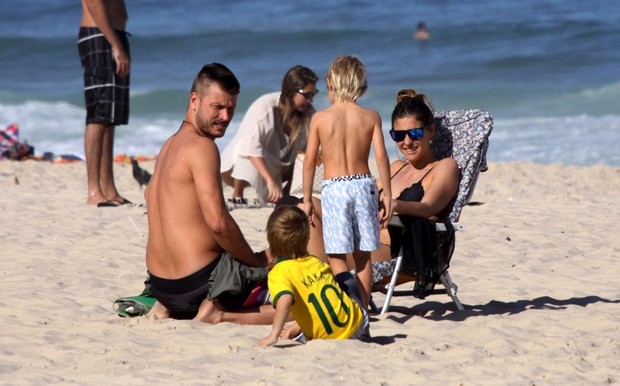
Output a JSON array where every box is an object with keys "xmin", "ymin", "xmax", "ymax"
[
  {"xmin": 389, "ymin": 127, "xmax": 425, "ymax": 142},
  {"xmin": 296, "ymin": 89, "xmax": 319, "ymax": 99}
]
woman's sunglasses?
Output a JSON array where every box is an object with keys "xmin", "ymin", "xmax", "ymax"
[
  {"xmin": 296, "ymin": 89, "xmax": 319, "ymax": 99},
  {"xmin": 389, "ymin": 128, "xmax": 425, "ymax": 142}
]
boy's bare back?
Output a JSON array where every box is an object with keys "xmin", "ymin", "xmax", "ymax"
[{"xmin": 311, "ymin": 102, "xmax": 382, "ymax": 179}]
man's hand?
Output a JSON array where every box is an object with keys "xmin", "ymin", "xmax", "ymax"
[
  {"xmin": 113, "ymin": 46, "xmax": 130, "ymax": 77},
  {"xmin": 254, "ymin": 250, "xmax": 272, "ymax": 269}
]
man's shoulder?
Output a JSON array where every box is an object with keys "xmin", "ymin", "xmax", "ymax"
[{"xmin": 168, "ymin": 129, "xmax": 219, "ymax": 164}]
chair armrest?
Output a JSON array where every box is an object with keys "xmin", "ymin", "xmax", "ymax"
[
  {"xmin": 389, "ymin": 216, "xmax": 462, "ymax": 231},
  {"xmin": 437, "ymin": 222, "xmax": 463, "ymax": 232}
]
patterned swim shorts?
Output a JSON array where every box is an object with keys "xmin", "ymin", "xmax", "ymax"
[{"xmin": 320, "ymin": 174, "xmax": 380, "ymax": 254}]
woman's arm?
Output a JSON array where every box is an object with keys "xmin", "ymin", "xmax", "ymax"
[{"xmin": 393, "ymin": 158, "xmax": 459, "ymax": 219}]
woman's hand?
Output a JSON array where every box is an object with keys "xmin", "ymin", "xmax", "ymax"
[
  {"xmin": 267, "ymin": 179, "xmax": 282, "ymax": 204},
  {"xmin": 267, "ymin": 179, "xmax": 283, "ymax": 203},
  {"xmin": 390, "ymin": 198, "xmax": 399, "ymax": 215}
]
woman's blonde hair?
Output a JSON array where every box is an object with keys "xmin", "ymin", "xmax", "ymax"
[
  {"xmin": 279, "ymin": 65, "xmax": 318, "ymax": 149},
  {"xmin": 326, "ymin": 55, "xmax": 368, "ymax": 102},
  {"xmin": 266, "ymin": 205, "xmax": 310, "ymax": 259}
]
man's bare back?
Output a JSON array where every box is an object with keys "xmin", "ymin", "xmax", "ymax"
[
  {"xmin": 81, "ymin": 0, "xmax": 127, "ymax": 30},
  {"xmin": 146, "ymin": 82, "xmax": 263, "ymax": 280},
  {"xmin": 145, "ymin": 125, "xmax": 229, "ymax": 279}
]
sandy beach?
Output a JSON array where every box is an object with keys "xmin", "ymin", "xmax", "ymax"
[{"xmin": 0, "ymin": 159, "xmax": 618, "ymax": 385}]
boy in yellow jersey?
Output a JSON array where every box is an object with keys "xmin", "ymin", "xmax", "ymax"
[{"xmin": 257, "ymin": 205, "xmax": 370, "ymax": 346}]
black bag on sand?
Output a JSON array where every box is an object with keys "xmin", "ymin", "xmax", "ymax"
[{"xmin": 389, "ymin": 216, "xmax": 455, "ymax": 299}]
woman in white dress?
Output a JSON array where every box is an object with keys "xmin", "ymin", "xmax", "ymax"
[{"xmin": 221, "ymin": 65, "xmax": 318, "ymax": 205}]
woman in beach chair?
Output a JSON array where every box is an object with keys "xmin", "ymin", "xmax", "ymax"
[{"xmin": 300, "ymin": 88, "xmax": 493, "ymax": 312}]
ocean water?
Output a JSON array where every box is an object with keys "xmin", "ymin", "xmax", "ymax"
[{"xmin": 1, "ymin": 0, "xmax": 619, "ymax": 166}]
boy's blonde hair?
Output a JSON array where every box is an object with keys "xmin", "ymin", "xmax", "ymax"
[
  {"xmin": 266, "ymin": 205, "xmax": 310, "ymax": 259},
  {"xmin": 326, "ymin": 55, "xmax": 368, "ymax": 102}
]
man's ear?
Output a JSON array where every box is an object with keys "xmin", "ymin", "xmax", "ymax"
[{"xmin": 189, "ymin": 92, "xmax": 199, "ymax": 111}]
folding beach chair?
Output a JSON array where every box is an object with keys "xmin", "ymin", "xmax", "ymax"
[{"xmin": 371, "ymin": 109, "xmax": 493, "ymax": 314}]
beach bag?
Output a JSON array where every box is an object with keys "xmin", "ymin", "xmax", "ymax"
[
  {"xmin": 388, "ymin": 216, "xmax": 455, "ymax": 299},
  {"xmin": 0, "ymin": 123, "xmax": 34, "ymax": 160},
  {"xmin": 288, "ymin": 152, "xmax": 324, "ymax": 198}
]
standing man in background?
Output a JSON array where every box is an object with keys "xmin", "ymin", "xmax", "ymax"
[{"xmin": 78, "ymin": 0, "xmax": 132, "ymax": 206}]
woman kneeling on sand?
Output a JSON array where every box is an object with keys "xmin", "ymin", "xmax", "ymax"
[{"xmin": 220, "ymin": 65, "xmax": 319, "ymax": 205}]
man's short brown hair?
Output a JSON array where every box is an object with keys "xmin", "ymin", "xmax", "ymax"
[{"xmin": 191, "ymin": 62, "xmax": 240, "ymax": 97}]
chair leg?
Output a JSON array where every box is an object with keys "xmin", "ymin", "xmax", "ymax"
[
  {"xmin": 381, "ymin": 254, "xmax": 404, "ymax": 315},
  {"xmin": 369, "ymin": 296, "xmax": 380, "ymax": 314},
  {"xmin": 439, "ymin": 271, "xmax": 465, "ymax": 311}
]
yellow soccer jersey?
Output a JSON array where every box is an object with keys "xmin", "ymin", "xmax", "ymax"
[{"xmin": 268, "ymin": 255, "xmax": 364, "ymax": 340}]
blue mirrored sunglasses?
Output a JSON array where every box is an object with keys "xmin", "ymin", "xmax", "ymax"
[
  {"xmin": 389, "ymin": 128, "xmax": 424, "ymax": 142},
  {"xmin": 296, "ymin": 89, "xmax": 319, "ymax": 99}
]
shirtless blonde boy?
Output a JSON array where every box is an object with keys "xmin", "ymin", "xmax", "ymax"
[{"xmin": 302, "ymin": 55, "xmax": 392, "ymax": 309}]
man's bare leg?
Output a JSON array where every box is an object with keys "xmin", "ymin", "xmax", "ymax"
[
  {"xmin": 99, "ymin": 126, "xmax": 126, "ymax": 203},
  {"xmin": 147, "ymin": 301, "xmax": 170, "ymax": 319},
  {"xmin": 85, "ymin": 123, "xmax": 107, "ymax": 204},
  {"xmin": 194, "ymin": 299, "xmax": 276, "ymax": 325},
  {"xmin": 84, "ymin": 123, "xmax": 127, "ymax": 204}
]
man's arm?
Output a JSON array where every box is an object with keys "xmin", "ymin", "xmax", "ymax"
[
  {"xmin": 193, "ymin": 140, "xmax": 267, "ymax": 267},
  {"xmin": 83, "ymin": 0, "xmax": 129, "ymax": 77}
]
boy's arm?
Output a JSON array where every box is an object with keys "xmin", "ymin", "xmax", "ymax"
[
  {"xmin": 302, "ymin": 116, "xmax": 321, "ymax": 223},
  {"xmin": 257, "ymin": 294, "xmax": 293, "ymax": 347},
  {"xmin": 371, "ymin": 116, "xmax": 392, "ymax": 228}
]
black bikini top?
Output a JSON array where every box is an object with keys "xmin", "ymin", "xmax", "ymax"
[{"xmin": 395, "ymin": 164, "xmax": 434, "ymax": 203}]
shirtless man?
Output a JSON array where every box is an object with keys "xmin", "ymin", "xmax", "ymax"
[
  {"xmin": 145, "ymin": 63, "xmax": 274, "ymax": 324},
  {"xmin": 79, "ymin": 0, "xmax": 131, "ymax": 206}
]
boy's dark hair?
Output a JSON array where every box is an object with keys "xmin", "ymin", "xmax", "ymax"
[
  {"xmin": 191, "ymin": 63, "xmax": 240, "ymax": 97},
  {"xmin": 266, "ymin": 205, "xmax": 310, "ymax": 259}
]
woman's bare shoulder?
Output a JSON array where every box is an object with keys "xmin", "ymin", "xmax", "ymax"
[
  {"xmin": 390, "ymin": 159, "xmax": 408, "ymax": 170},
  {"xmin": 389, "ymin": 159, "xmax": 408, "ymax": 176},
  {"xmin": 436, "ymin": 157, "xmax": 459, "ymax": 170}
]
